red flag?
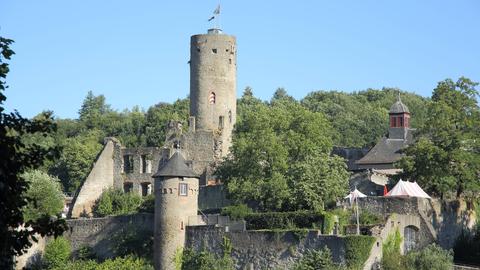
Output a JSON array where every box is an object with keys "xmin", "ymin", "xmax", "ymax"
[{"xmin": 383, "ymin": 185, "xmax": 388, "ymax": 196}]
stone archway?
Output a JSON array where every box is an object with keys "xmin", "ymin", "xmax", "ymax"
[{"xmin": 404, "ymin": 225, "xmax": 419, "ymax": 252}]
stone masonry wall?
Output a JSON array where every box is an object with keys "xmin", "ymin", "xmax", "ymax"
[
  {"xmin": 64, "ymin": 214, "xmax": 154, "ymax": 259},
  {"xmin": 70, "ymin": 138, "xmax": 117, "ymax": 217},
  {"xmin": 186, "ymin": 226, "xmax": 348, "ymax": 270}
]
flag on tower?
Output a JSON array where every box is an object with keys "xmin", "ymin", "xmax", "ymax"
[
  {"xmin": 213, "ymin": 5, "xmax": 221, "ymax": 15},
  {"xmin": 208, "ymin": 5, "xmax": 221, "ymax": 21}
]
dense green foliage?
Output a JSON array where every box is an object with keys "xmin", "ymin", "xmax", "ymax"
[
  {"xmin": 292, "ymin": 247, "xmax": 346, "ymax": 270},
  {"xmin": 454, "ymin": 225, "xmax": 480, "ymax": 265},
  {"xmin": 179, "ymin": 237, "xmax": 234, "ymax": 270},
  {"xmin": 111, "ymin": 224, "xmax": 153, "ymax": 259},
  {"xmin": 44, "ymin": 237, "xmax": 71, "ymax": 269},
  {"xmin": 404, "ymin": 244, "xmax": 453, "ymax": 270},
  {"xmin": 22, "ymin": 170, "xmax": 64, "ymax": 222},
  {"xmin": 50, "ymin": 256, "xmax": 153, "ymax": 270},
  {"xmin": 398, "ymin": 77, "xmax": 480, "ymax": 198},
  {"xmin": 221, "ymin": 204, "xmax": 253, "ymax": 220},
  {"xmin": 217, "ymin": 90, "xmax": 349, "ymax": 211},
  {"xmin": 0, "ymin": 37, "xmax": 67, "ymax": 268},
  {"xmin": 242, "ymin": 210, "xmax": 325, "ymax": 230},
  {"xmin": 302, "ymin": 88, "xmax": 429, "ymax": 147},
  {"xmin": 343, "ymin": 235, "xmax": 376, "ymax": 269},
  {"xmin": 93, "ymin": 188, "xmax": 143, "ymax": 217},
  {"xmin": 138, "ymin": 194, "xmax": 155, "ymax": 213},
  {"xmin": 381, "ymin": 229, "xmax": 403, "ymax": 270}
]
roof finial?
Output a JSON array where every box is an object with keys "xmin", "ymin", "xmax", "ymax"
[{"xmin": 397, "ymin": 91, "xmax": 402, "ymax": 103}]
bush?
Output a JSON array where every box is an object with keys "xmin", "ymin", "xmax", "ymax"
[
  {"xmin": 404, "ymin": 244, "xmax": 453, "ymax": 270},
  {"xmin": 244, "ymin": 210, "xmax": 325, "ymax": 230},
  {"xmin": 180, "ymin": 249, "xmax": 234, "ymax": 270},
  {"xmin": 52, "ymin": 256, "xmax": 153, "ymax": 270},
  {"xmin": 221, "ymin": 204, "xmax": 252, "ymax": 220},
  {"xmin": 138, "ymin": 194, "xmax": 155, "ymax": 213},
  {"xmin": 381, "ymin": 229, "xmax": 403, "ymax": 270},
  {"xmin": 93, "ymin": 188, "xmax": 143, "ymax": 217},
  {"xmin": 358, "ymin": 210, "xmax": 382, "ymax": 225},
  {"xmin": 43, "ymin": 236, "xmax": 71, "ymax": 269},
  {"xmin": 77, "ymin": 245, "xmax": 96, "ymax": 260},
  {"xmin": 111, "ymin": 224, "xmax": 153, "ymax": 259},
  {"xmin": 344, "ymin": 235, "xmax": 376, "ymax": 270},
  {"xmin": 292, "ymin": 247, "xmax": 346, "ymax": 270}
]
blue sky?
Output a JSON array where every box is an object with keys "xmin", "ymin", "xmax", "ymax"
[{"xmin": 1, "ymin": 1, "xmax": 479, "ymax": 119}]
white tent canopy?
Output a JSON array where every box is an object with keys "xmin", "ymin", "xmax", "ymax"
[
  {"xmin": 345, "ymin": 188, "xmax": 367, "ymax": 203},
  {"xmin": 385, "ymin": 180, "xmax": 431, "ymax": 198}
]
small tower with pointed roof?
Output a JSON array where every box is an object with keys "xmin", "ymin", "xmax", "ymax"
[
  {"xmin": 388, "ymin": 94, "xmax": 411, "ymax": 140},
  {"xmin": 152, "ymin": 151, "xmax": 199, "ymax": 270}
]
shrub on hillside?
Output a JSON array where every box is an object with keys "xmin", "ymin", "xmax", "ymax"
[
  {"xmin": 292, "ymin": 247, "xmax": 346, "ymax": 270},
  {"xmin": 93, "ymin": 188, "xmax": 142, "ymax": 217},
  {"xmin": 43, "ymin": 236, "xmax": 71, "ymax": 269},
  {"xmin": 404, "ymin": 244, "xmax": 453, "ymax": 270}
]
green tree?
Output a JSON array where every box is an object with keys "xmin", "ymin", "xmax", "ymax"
[
  {"xmin": 0, "ymin": 37, "xmax": 67, "ymax": 268},
  {"xmin": 50, "ymin": 129, "xmax": 103, "ymax": 192},
  {"xmin": 144, "ymin": 98, "xmax": 189, "ymax": 146},
  {"xmin": 398, "ymin": 77, "xmax": 480, "ymax": 197},
  {"xmin": 22, "ymin": 170, "xmax": 64, "ymax": 222},
  {"xmin": 93, "ymin": 188, "xmax": 143, "ymax": 217},
  {"xmin": 78, "ymin": 91, "xmax": 112, "ymax": 129},
  {"xmin": 43, "ymin": 236, "xmax": 71, "ymax": 269},
  {"xmin": 217, "ymin": 94, "xmax": 349, "ymax": 211}
]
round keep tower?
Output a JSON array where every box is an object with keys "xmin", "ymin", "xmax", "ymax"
[
  {"xmin": 190, "ymin": 28, "xmax": 237, "ymax": 154},
  {"xmin": 152, "ymin": 152, "xmax": 199, "ymax": 270}
]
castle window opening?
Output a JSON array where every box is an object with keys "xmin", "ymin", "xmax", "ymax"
[
  {"xmin": 218, "ymin": 116, "xmax": 224, "ymax": 129},
  {"xmin": 229, "ymin": 58, "xmax": 232, "ymax": 64},
  {"xmin": 123, "ymin": 182, "xmax": 133, "ymax": 193},
  {"xmin": 398, "ymin": 117, "xmax": 404, "ymax": 127},
  {"xmin": 140, "ymin": 155, "xmax": 151, "ymax": 174},
  {"xmin": 179, "ymin": 183, "xmax": 188, "ymax": 196},
  {"xmin": 169, "ymin": 188, "xmax": 173, "ymax": 194},
  {"xmin": 209, "ymin": 92, "xmax": 216, "ymax": 104},
  {"xmin": 212, "ymin": 48, "xmax": 217, "ymax": 54},
  {"xmin": 123, "ymin": 155, "xmax": 134, "ymax": 173},
  {"xmin": 163, "ymin": 188, "xmax": 167, "ymax": 194},
  {"xmin": 228, "ymin": 110, "xmax": 232, "ymax": 123},
  {"xmin": 181, "ymin": 221, "xmax": 184, "ymax": 230},
  {"xmin": 141, "ymin": 183, "xmax": 152, "ymax": 196}
]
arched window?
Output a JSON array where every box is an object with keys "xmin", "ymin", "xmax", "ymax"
[
  {"xmin": 209, "ymin": 92, "xmax": 216, "ymax": 105},
  {"xmin": 404, "ymin": 225, "xmax": 418, "ymax": 252}
]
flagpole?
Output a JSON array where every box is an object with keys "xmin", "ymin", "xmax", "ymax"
[{"xmin": 356, "ymin": 196, "xmax": 360, "ymax": 235}]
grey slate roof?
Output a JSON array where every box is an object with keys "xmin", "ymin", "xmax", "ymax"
[
  {"xmin": 389, "ymin": 100, "xmax": 410, "ymax": 114},
  {"xmin": 355, "ymin": 138, "xmax": 407, "ymax": 165},
  {"xmin": 152, "ymin": 152, "xmax": 198, "ymax": 178}
]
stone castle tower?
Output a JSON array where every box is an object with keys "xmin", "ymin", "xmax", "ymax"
[
  {"xmin": 189, "ymin": 28, "xmax": 237, "ymax": 154},
  {"xmin": 153, "ymin": 151, "xmax": 199, "ymax": 270}
]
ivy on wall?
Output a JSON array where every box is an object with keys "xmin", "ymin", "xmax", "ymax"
[{"xmin": 344, "ymin": 235, "xmax": 376, "ymax": 270}]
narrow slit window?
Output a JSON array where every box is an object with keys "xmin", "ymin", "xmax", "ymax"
[{"xmin": 179, "ymin": 183, "xmax": 188, "ymax": 196}]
